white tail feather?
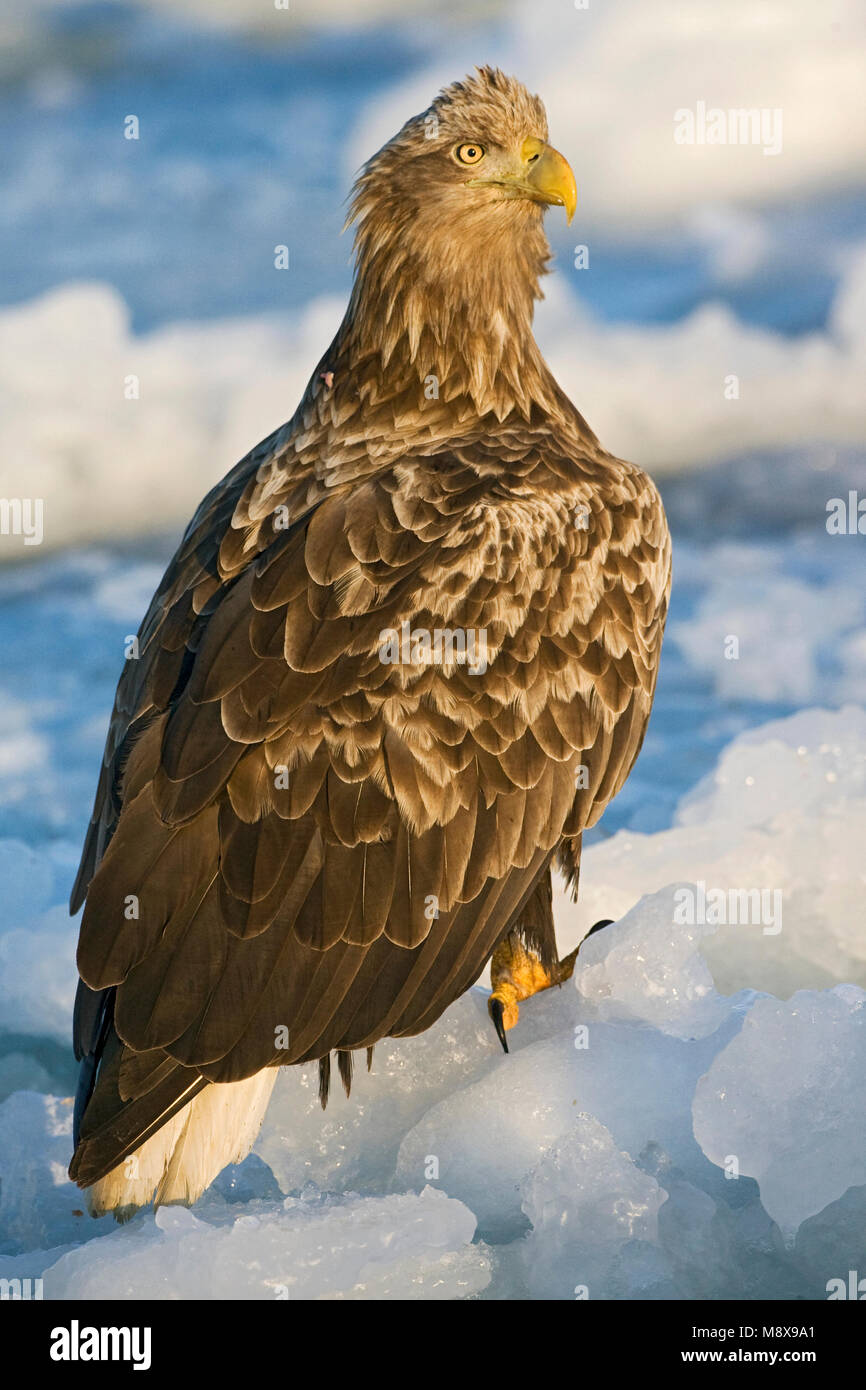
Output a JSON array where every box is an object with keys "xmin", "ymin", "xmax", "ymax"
[{"xmin": 87, "ymin": 1069, "xmax": 278, "ymax": 1220}]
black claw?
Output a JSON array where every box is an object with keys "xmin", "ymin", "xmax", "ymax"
[
  {"xmin": 586, "ymin": 917, "xmax": 614, "ymax": 940},
  {"xmin": 489, "ymin": 997, "xmax": 509, "ymax": 1054}
]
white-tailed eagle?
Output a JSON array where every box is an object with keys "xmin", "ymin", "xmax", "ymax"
[{"xmin": 69, "ymin": 67, "xmax": 671, "ymax": 1218}]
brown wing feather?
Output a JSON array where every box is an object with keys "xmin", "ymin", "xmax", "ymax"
[{"xmin": 70, "ymin": 414, "xmax": 670, "ymax": 1184}]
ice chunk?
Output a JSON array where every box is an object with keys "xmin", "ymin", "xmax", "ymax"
[
  {"xmin": 795, "ymin": 1184, "xmax": 866, "ymax": 1298},
  {"xmin": 42, "ymin": 1186, "xmax": 491, "ymax": 1301},
  {"xmin": 518, "ymin": 1114, "xmax": 666, "ymax": 1300},
  {"xmin": 395, "ymin": 982, "xmax": 742, "ymax": 1241},
  {"xmin": 573, "ymin": 885, "xmax": 730, "ymax": 1039},
  {"xmin": 256, "ymin": 989, "xmax": 502, "ymax": 1196},
  {"xmin": 0, "ymin": 1091, "xmax": 112, "ymax": 1255},
  {"xmin": 646, "ymin": 1150, "xmax": 802, "ymax": 1300},
  {"xmin": 678, "ymin": 704, "xmax": 866, "ymax": 825},
  {"xmin": 210, "ymin": 1154, "xmax": 284, "ymax": 1206},
  {"xmin": 693, "ymin": 986, "xmax": 866, "ymax": 1238},
  {"xmin": 395, "ymin": 1040, "xmax": 581, "ymax": 1244},
  {"xmin": 557, "ymin": 707, "xmax": 866, "ymax": 996}
]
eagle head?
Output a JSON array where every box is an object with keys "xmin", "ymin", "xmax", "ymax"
[
  {"xmin": 350, "ymin": 66, "xmax": 576, "ymax": 238},
  {"xmin": 345, "ymin": 67, "xmax": 577, "ymax": 390}
]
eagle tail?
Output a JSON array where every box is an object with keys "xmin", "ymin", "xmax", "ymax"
[
  {"xmin": 70, "ymin": 1001, "xmax": 277, "ymax": 1220},
  {"xmin": 83, "ymin": 1068, "xmax": 278, "ymax": 1221}
]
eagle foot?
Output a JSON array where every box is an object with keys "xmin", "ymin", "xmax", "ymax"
[{"xmin": 487, "ymin": 918, "xmax": 615, "ymax": 1053}]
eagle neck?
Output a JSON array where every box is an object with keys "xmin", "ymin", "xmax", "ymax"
[{"xmin": 331, "ymin": 219, "xmax": 562, "ymax": 421}]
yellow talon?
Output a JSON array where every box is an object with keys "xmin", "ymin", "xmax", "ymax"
[{"xmin": 487, "ymin": 934, "xmax": 579, "ymax": 1052}]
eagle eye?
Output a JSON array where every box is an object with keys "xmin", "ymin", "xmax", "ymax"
[{"xmin": 454, "ymin": 143, "xmax": 485, "ymax": 166}]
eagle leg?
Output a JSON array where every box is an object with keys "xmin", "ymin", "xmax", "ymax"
[{"xmin": 487, "ymin": 918, "xmax": 615, "ymax": 1052}]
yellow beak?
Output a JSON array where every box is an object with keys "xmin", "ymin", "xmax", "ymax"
[{"xmin": 521, "ymin": 136, "xmax": 577, "ymax": 224}]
